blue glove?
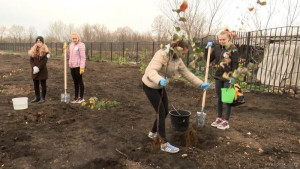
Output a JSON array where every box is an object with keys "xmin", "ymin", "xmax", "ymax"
[
  {"xmin": 159, "ymin": 77, "xmax": 168, "ymax": 87},
  {"xmin": 206, "ymin": 42, "xmax": 213, "ymax": 48},
  {"xmin": 200, "ymin": 82, "xmax": 210, "ymax": 90},
  {"xmin": 229, "ymin": 80, "xmax": 234, "ymax": 85}
]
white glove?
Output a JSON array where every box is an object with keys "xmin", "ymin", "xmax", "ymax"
[
  {"xmin": 46, "ymin": 53, "xmax": 51, "ymax": 59},
  {"xmin": 33, "ymin": 66, "xmax": 40, "ymax": 74}
]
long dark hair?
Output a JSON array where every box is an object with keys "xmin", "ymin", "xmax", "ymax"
[{"xmin": 170, "ymin": 40, "xmax": 188, "ymax": 59}]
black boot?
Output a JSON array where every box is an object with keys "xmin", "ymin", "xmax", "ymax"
[
  {"xmin": 31, "ymin": 97, "xmax": 40, "ymax": 103},
  {"xmin": 38, "ymin": 98, "xmax": 45, "ymax": 104}
]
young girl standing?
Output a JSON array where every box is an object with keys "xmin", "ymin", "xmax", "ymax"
[
  {"xmin": 28, "ymin": 36, "xmax": 50, "ymax": 104},
  {"xmin": 68, "ymin": 32, "xmax": 86, "ymax": 103},
  {"xmin": 205, "ymin": 29, "xmax": 239, "ymax": 130}
]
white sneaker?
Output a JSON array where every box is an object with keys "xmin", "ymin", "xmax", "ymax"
[
  {"xmin": 211, "ymin": 118, "xmax": 223, "ymax": 127},
  {"xmin": 217, "ymin": 121, "xmax": 230, "ymax": 130},
  {"xmin": 76, "ymin": 98, "xmax": 85, "ymax": 103},
  {"xmin": 147, "ymin": 132, "xmax": 158, "ymax": 139},
  {"xmin": 70, "ymin": 98, "xmax": 78, "ymax": 104},
  {"xmin": 160, "ymin": 142, "xmax": 180, "ymax": 153}
]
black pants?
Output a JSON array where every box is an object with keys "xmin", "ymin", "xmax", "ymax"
[
  {"xmin": 215, "ymin": 79, "xmax": 232, "ymax": 120},
  {"xmin": 33, "ymin": 80, "xmax": 46, "ymax": 99},
  {"xmin": 143, "ymin": 83, "xmax": 168, "ymax": 141},
  {"xmin": 70, "ymin": 67, "xmax": 84, "ymax": 98}
]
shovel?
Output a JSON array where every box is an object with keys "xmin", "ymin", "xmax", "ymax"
[
  {"xmin": 61, "ymin": 42, "xmax": 70, "ymax": 103},
  {"xmin": 196, "ymin": 46, "xmax": 211, "ymax": 127}
]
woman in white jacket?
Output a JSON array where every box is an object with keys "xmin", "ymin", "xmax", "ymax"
[{"xmin": 142, "ymin": 39, "xmax": 210, "ymax": 153}]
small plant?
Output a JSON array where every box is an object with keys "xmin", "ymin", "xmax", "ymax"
[
  {"xmin": 139, "ymin": 49, "xmax": 147, "ymax": 74},
  {"xmin": 81, "ymin": 97, "xmax": 121, "ymax": 110},
  {"xmin": 118, "ymin": 48, "xmax": 128, "ymax": 65},
  {"xmin": 118, "ymin": 56, "xmax": 126, "ymax": 65}
]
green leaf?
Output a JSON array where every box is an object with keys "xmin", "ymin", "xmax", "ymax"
[
  {"xmin": 172, "ymin": 9, "xmax": 180, "ymax": 13},
  {"xmin": 194, "ymin": 48, "xmax": 202, "ymax": 53},
  {"xmin": 175, "ymin": 27, "xmax": 181, "ymax": 32},
  {"xmin": 179, "ymin": 17, "xmax": 187, "ymax": 22},
  {"xmin": 172, "ymin": 34, "xmax": 179, "ymax": 41}
]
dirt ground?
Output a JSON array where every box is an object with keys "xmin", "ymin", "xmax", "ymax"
[{"xmin": 0, "ymin": 51, "xmax": 299, "ymax": 169}]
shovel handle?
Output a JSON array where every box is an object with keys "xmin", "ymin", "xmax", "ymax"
[
  {"xmin": 201, "ymin": 46, "xmax": 211, "ymax": 108},
  {"xmin": 64, "ymin": 42, "xmax": 67, "ymax": 94}
]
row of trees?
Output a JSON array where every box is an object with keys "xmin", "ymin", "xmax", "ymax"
[
  {"xmin": 0, "ymin": 23, "xmax": 154, "ymax": 43},
  {"xmin": 0, "ymin": 0, "xmax": 299, "ymax": 43}
]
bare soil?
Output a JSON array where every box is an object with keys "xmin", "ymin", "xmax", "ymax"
[{"xmin": 0, "ymin": 51, "xmax": 299, "ymax": 169}]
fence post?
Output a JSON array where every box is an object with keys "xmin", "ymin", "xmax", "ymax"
[
  {"xmin": 90, "ymin": 42, "xmax": 93, "ymax": 60},
  {"xmin": 186, "ymin": 48, "xmax": 189, "ymax": 66},
  {"xmin": 99, "ymin": 42, "xmax": 101, "ymax": 61},
  {"xmin": 55, "ymin": 43, "xmax": 58, "ymax": 56},
  {"xmin": 245, "ymin": 32, "xmax": 251, "ymax": 64},
  {"xmin": 123, "ymin": 42, "xmax": 125, "ymax": 59},
  {"xmin": 136, "ymin": 42, "xmax": 139, "ymax": 63},
  {"xmin": 152, "ymin": 41, "xmax": 155, "ymax": 57},
  {"xmin": 111, "ymin": 42, "xmax": 113, "ymax": 62}
]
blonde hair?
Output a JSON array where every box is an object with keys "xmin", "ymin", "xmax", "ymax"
[
  {"xmin": 218, "ymin": 28, "xmax": 232, "ymax": 40},
  {"xmin": 218, "ymin": 28, "xmax": 238, "ymax": 40},
  {"xmin": 28, "ymin": 44, "xmax": 49, "ymax": 57},
  {"xmin": 71, "ymin": 32, "xmax": 81, "ymax": 42}
]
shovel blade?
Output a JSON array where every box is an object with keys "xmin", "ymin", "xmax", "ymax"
[
  {"xmin": 61, "ymin": 93, "xmax": 70, "ymax": 103},
  {"xmin": 196, "ymin": 111, "xmax": 206, "ymax": 127}
]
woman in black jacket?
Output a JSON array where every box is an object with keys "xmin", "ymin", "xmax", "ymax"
[
  {"xmin": 205, "ymin": 29, "xmax": 239, "ymax": 130},
  {"xmin": 28, "ymin": 36, "xmax": 50, "ymax": 104}
]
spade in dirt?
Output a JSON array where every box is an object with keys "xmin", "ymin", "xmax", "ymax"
[
  {"xmin": 61, "ymin": 42, "xmax": 70, "ymax": 103},
  {"xmin": 196, "ymin": 46, "xmax": 211, "ymax": 127}
]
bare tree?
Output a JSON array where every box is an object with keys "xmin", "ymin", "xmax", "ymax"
[
  {"xmin": 46, "ymin": 20, "xmax": 67, "ymax": 42},
  {"xmin": 0, "ymin": 25, "xmax": 6, "ymax": 42},
  {"xmin": 206, "ymin": 0, "xmax": 225, "ymax": 35},
  {"xmin": 91, "ymin": 24, "xmax": 111, "ymax": 42},
  {"xmin": 8, "ymin": 25, "xmax": 25, "ymax": 43},
  {"xmin": 28, "ymin": 26, "xmax": 37, "ymax": 43},
  {"xmin": 151, "ymin": 15, "xmax": 171, "ymax": 41},
  {"xmin": 284, "ymin": 0, "xmax": 300, "ymax": 26},
  {"xmin": 237, "ymin": 0, "xmax": 278, "ymax": 31},
  {"xmin": 113, "ymin": 26, "xmax": 136, "ymax": 42},
  {"xmin": 265, "ymin": 0, "xmax": 277, "ymax": 29},
  {"xmin": 63, "ymin": 24, "xmax": 76, "ymax": 42},
  {"xmin": 157, "ymin": 0, "xmax": 224, "ymax": 38},
  {"xmin": 157, "ymin": 0, "xmax": 204, "ymax": 39},
  {"xmin": 191, "ymin": 14, "xmax": 207, "ymax": 38},
  {"xmin": 80, "ymin": 23, "xmax": 93, "ymax": 42}
]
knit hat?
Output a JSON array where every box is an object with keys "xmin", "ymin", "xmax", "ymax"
[{"xmin": 36, "ymin": 36, "xmax": 44, "ymax": 43}]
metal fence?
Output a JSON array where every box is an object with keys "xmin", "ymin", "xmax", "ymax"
[
  {"xmin": 0, "ymin": 26, "xmax": 299, "ymax": 97},
  {"xmin": 233, "ymin": 26, "xmax": 300, "ymax": 97},
  {"xmin": 0, "ymin": 41, "xmax": 171, "ymax": 64}
]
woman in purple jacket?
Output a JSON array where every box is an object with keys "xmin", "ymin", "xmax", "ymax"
[{"xmin": 67, "ymin": 32, "xmax": 86, "ymax": 103}]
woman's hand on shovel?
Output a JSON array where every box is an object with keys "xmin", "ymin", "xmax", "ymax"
[{"xmin": 200, "ymin": 82, "xmax": 210, "ymax": 90}]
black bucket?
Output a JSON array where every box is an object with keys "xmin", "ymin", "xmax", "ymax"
[{"xmin": 169, "ymin": 110, "xmax": 191, "ymax": 132}]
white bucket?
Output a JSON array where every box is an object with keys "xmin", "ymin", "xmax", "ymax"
[{"xmin": 12, "ymin": 97, "xmax": 28, "ymax": 110}]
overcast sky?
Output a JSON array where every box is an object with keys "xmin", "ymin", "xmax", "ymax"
[
  {"xmin": 0, "ymin": 0, "xmax": 299, "ymax": 35},
  {"xmin": 0, "ymin": 0, "xmax": 162, "ymax": 34}
]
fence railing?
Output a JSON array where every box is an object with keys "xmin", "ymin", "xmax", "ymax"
[{"xmin": 0, "ymin": 26, "xmax": 299, "ymax": 97}]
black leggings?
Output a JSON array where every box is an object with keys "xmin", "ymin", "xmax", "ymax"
[
  {"xmin": 70, "ymin": 67, "xmax": 84, "ymax": 98},
  {"xmin": 33, "ymin": 80, "xmax": 46, "ymax": 99},
  {"xmin": 143, "ymin": 83, "xmax": 168, "ymax": 141},
  {"xmin": 215, "ymin": 79, "xmax": 232, "ymax": 120}
]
